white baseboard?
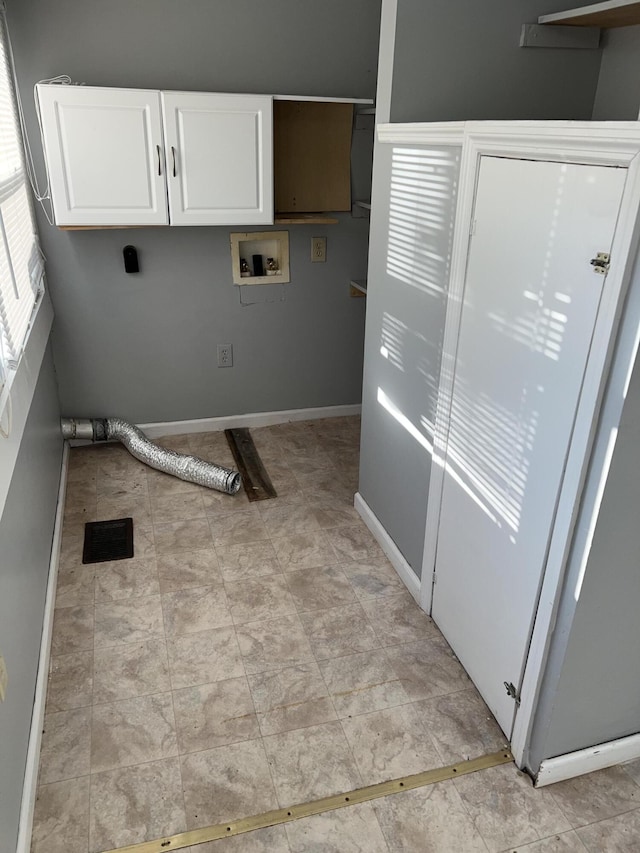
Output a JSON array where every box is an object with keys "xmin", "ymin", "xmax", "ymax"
[
  {"xmin": 138, "ymin": 404, "xmax": 362, "ymax": 439},
  {"xmin": 536, "ymin": 732, "xmax": 640, "ymax": 787},
  {"xmin": 16, "ymin": 443, "xmax": 69, "ymax": 853},
  {"xmin": 354, "ymin": 492, "xmax": 421, "ymax": 604}
]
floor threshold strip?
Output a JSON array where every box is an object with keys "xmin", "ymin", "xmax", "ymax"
[{"xmin": 101, "ymin": 749, "xmax": 513, "ymax": 853}]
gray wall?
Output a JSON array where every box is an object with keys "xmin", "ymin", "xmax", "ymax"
[
  {"xmin": 390, "ymin": 0, "xmax": 603, "ymax": 123},
  {"xmin": 359, "ymin": 142, "xmax": 460, "ymax": 575},
  {"xmin": 526, "ymin": 244, "xmax": 640, "ymax": 771},
  {"xmin": 359, "ymin": 0, "xmax": 604, "ymax": 576},
  {"xmin": 523, "ymin": 28, "xmax": 640, "ymax": 773},
  {"xmin": 6, "ymin": 0, "xmax": 380, "ymax": 423},
  {"xmin": 592, "ymin": 25, "xmax": 640, "ymax": 120},
  {"xmin": 544, "ymin": 348, "xmax": 640, "ymax": 757},
  {"xmin": 0, "ymin": 345, "xmax": 62, "ymax": 853}
]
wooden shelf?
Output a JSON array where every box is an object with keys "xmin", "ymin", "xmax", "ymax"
[
  {"xmin": 60, "ymin": 216, "xmax": 339, "ymax": 230},
  {"xmin": 58, "ymin": 225, "xmax": 156, "ymax": 230},
  {"xmin": 350, "ymin": 278, "xmax": 367, "ymax": 297},
  {"xmin": 274, "ymin": 214, "xmax": 339, "ymax": 225},
  {"xmin": 274, "ymin": 95, "xmax": 373, "ymax": 105},
  {"xmin": 352, "ymin": 200, "xmax": 372, "ymax": 219},
  {"xmin": 539, "ymin": 0, "xmax": 640, "ymax": 27}
]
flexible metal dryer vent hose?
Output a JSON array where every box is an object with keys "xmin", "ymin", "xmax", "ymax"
[{"xmin": 60, "ymin": 417, "xmax": 242, "ymax": 495}]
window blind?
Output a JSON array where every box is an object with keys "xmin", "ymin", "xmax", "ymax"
[{"xmin": 0, "ymin": 8, "xmax": 43, "ymax": 383}]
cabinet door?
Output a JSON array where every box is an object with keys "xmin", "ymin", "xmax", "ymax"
[
  {"xmin": 161, "ymin": 92, "xmax": 273, "ymax": 226},
  {"xmin": 431, "ymin": 156, "xmax": 626, "ymax": 736},
  {"xmin": 37, "ymin": 84, "xmax": 168, "ymax": 226}
]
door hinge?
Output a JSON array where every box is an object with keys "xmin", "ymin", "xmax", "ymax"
[
  {"xmin": 432, "ymin": 571, "xmax": 437, "ymax": 586},
  {"xmin": 469, "ymin": 219, "xmax": 477, "ymax": 237},
  {"xmin": 590, "ymin": 252, "xmax": 610, "ymax": 275},
  {"xmin": 504, "ymin": 681, "xmax": 521, "ymax": 706}
]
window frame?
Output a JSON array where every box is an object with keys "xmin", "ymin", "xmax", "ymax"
[{"xmin": 0, "ymin": 6, "xmax": 45, "ymax": 417}]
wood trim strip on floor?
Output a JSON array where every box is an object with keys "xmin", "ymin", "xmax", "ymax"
[
  {"xmin": 101, "ymin": 749, "xmax": 513, "ymax": 853},
  {"xmin": 224, "ymin": 427, "xmax": 277, "ymax": 501}
]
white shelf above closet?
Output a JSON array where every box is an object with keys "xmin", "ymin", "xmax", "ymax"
[
  {"xmin": 350, "ymin": 278, "xmax": 367, "ymax": 297},
  {"xmin": 352, "ymin": 200, "xmax": 372, "ymax": 219},
  {"xmin": 538, "ymin": 0, "xmax": 640, "ymax": 28},
  {"xmin": 274, "ymin": 95, "xmax": 373, "ymax": 104}
]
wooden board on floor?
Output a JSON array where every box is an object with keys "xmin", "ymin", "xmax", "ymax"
[{"xmin": 224, "ymin": 428, "xmax": 277, "ymax": 501}]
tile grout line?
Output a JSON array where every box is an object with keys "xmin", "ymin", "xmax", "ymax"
[
  {"xmin": 570, "ymin": 805, "xmax": 640, "ymax": 850},
  {"xmin": 549, "ymin": 792, "xmax": 640, "ymax": 835},
  {"xmin": 242, "ymin": 665, "xmax": 284, "ymax": 820},
  {"xmin": 442, "ymin": 770, "xmax": 493, "ymax": 853},
  {"xmin": 87, "ymin": 540, "xmax": 100, "ymax": 853},
  {"xmin": 161, "ymin": 592, "xmax": 190, "ymax": 845},
  {"xmin": 312, "ymin": 639, "xmax": 374, "ymax": 837},
  {"xmin": 494, "ymin": 828, "xmax": 586, "ymax": 853}
]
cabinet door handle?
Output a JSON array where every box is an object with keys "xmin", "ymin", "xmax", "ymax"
[
  {"xmin": 171, "ymin": 146, "xmax": 176, "ymax": 177},
  {"xmin": 156, "ymin": 145, "xmax": 162, "ymax": 176}
]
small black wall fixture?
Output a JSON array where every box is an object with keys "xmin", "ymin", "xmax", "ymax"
[
  {"xmin": 123, "ymin": 245, "xmax": 139, "ymax": 273},
  {"xmin": 252, "ymin": 253, "xmax": 264, "ymax": 277}
]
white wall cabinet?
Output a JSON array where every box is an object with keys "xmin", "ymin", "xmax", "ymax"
[
  {"xmin": 37, "ymin": 84, "xmax": 273, "ymax": 227},
  {"xmin": 37, "ymin": 85, "xmax": 169, "ymax": 226},
  {"xmin": 161, "ymin": 92, "xmax": 272, "ymax": 226}
]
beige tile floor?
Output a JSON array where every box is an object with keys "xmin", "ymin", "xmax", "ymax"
[{"xmin": 31, "ymin": 417, "xmax": 640, "ymax": 853}]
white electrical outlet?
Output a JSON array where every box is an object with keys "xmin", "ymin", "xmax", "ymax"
[
  {"xmin": 311, "ymin": 236, "xmax": 326, "ymax": 262},
  {"xmin": 217, "ymin": 343, "xmax": 233, "ymax": 368},
  {"xmin": 0, "ymin": 654, "xmax": 7, "ymax": 702}
]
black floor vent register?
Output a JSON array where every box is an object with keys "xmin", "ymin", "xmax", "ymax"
[{"xmin": 83, "ymin": 517, "xmax": 134, "ymax": 564}]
